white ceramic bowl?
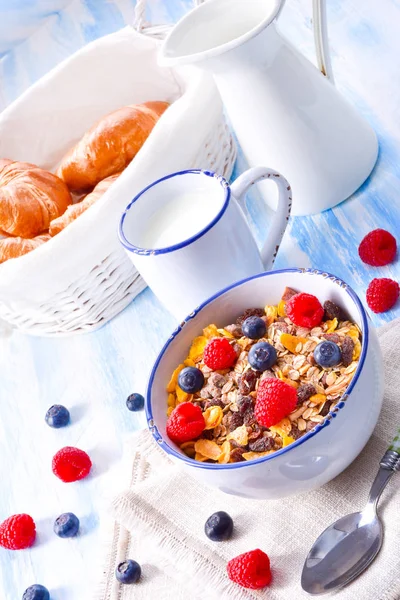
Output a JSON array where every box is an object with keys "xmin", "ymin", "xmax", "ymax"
[{"xmin": 145, "ymin": 269, "xmax": 384, "ymax": 500}]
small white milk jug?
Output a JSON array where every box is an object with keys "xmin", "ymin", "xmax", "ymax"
[
  {"xmin": 119, "ymin": 167, "xmax": 292, "ymax": 321},
  {"xmin": 159, "ymin": 0, "xmax": 378, "ymax": 216}
]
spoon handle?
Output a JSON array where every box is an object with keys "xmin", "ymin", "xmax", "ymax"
[
  {"xmin": 388, "ymin": 429, "xmax": 400, "ymax": 457},
  {"xmin": 381, "ymin": 429, "xmax": 400, "ymax": 471},
  {"xmin": 366, "ymin": 433, "xmax": 400, "ymax": 508}
]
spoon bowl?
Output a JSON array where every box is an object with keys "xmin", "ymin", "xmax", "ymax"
[
  {"xmin": 302, "ymin": 449, "xmax": 400, "ymax": 595},
  {"xmin": 301, "ymin": 510, "xmax": 382, "ymax": 594}
]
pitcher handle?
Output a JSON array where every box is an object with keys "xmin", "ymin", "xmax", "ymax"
[
  {"xmin": 230, "ymin": 167, "xmax": 292, "ymax": 272},
  {"xmin": 278, "ymin": 0, "xmax": 334, "ymax": 82},
  {"xmin": 312, "ymin": 0, "xmax": 334, "ymax": 82}
]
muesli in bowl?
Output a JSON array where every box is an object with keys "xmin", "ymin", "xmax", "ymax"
[{"xmin": 165, "ymin": 287, "xmax": 362, "ymax": 464}]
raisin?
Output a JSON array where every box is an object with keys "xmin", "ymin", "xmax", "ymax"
[
  {"xmin": 209, "ymin": 373, "xmax": 226, "ymax": 388},
  {"xmin": 297, "ymin": 383, "xmax": 316, "ymax": 404},
  {"xmin": 236, "ymin": 308, "xmax": 265, "ymax": 326},
  {"xmin": 281, "ymin": 286, "xmax": 298, "ymax": 301},
  {"xmin": 229, "ymin": 412, "xmax": 244, "ymax": 431},
  {"xmin": 306, "ymin": 420, "xmax": 316, "ymax": 432},
  {"xmin": 321, "ymin": 372, "xmax": 328, "ymax": 386},
  {"xmin": 229, "ymin": 440, "xmax": 243, "ymax": 449},
  {"xmin": 238, "ymin": 370, "xmax": 258, "ymax": 395},
  {"xmin": 323, "ymin": 333, "xmax": 340, "ymax": 343},
  {"xmin": 248, "ymin": 429, "xmax": 263, "ymax": 442},
  {"xmin": 319, "ymin": 402, "xmax": 331, "ymax": 417},
  {"xmin": 237, "ymin": 395, "xmax": 254, "ymax": 413},
  {"xmin": 204, "ymin": 398, "xmax": 225, "ymax": 410},
  {"xmin": 341, "ymin": 336, "xmax": 354, "ymax": 367},
  {"xmin": 323, "ymin": 300, "xmax": 346, "ymax": 321},
  {"xmin": 229, "ymin": 448, "xmax": 245, "ymax": 462},
  {"xmin": 289, "ymin": 426, "xmax": 305, "ymax": 440},
  {"xmin": 248, "ymin": 436, "xmax": 274, "ymax": 452},
  {"xmin": 243, "ymin": 409, "xmax": 257, "ymax": 426}
]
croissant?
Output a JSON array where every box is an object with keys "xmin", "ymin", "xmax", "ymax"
[
  {"xmin": 49, "ymin": 173, "xmax": 120, "ymax": 236},
  {"xmin": 0, "ymin": 234, "xmax": 50, "ymax": 264},
  {"xmin": 56, "ymin": 101, "xmax": 169, "ymax": 192},
  {"xmin": 0, "ymin": 159, "xmax": 72, "ymax": 237}
]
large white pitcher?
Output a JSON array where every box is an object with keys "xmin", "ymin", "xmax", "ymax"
[{"xmin": 159, "ymin": 0, "xmax": 378, "ymax": 216}]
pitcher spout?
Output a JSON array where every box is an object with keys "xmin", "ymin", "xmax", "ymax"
[{"xmin": 159, "ymin": 0, "xmax": 282, "ymax": 67}]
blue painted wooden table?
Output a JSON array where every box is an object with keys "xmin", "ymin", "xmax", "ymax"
[{"xmin": 0, "ymin": 1, "xmax": 399, "ymax": 598}]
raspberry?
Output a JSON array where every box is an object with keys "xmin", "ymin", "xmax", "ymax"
[
  {"xmin": 255, "ymin": 378, "xmax": 297, "ymax": 428},
  {"xmin": 52, "ymin": 446, "xmax": 92, "ymax": 482},
  {"xmin": 286, "ymin": 292, "xmax": 324, "ymax": 328},
  {"xmin": 0, "ymin": 514, "xmax": 36, "ymax": 550},
  {"xmin": 358, "ymin": 229, "xmax": 397, "ymax": 266},
  {"xmin": 227, "ymin": 549, "xmax": 272, "ymax": 589},
  {"xmin": 366, "ymin": 278, "xmax": 399, "ymax": 313},
  {"xmin": 166, "ymin": 402, "xmax": 205, "ymax": 444},
  {"xmin": 203, "ymin": 338, "xmax": 237, "ymax": 370}
]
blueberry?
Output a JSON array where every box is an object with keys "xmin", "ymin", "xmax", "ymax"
[
  {"xmin": 54, "ymin": 512, "xmax": 80, "ymax": 538},
  {"xmin": 45, "ymin": 405, "xmax": 70, "ymax": 428},
  {"xmin": 314, "ymin": 341, "xmax": 342, "ymax": 368},
  {"xmin": 115, "ymin": 559, "xmax": 141, "ymax": 584},
  {"xmin": 248, "ymin": 342, "xmax": 277, "ymax": 371},
  {"xmin": 241, "ymin": 316, "xmax": 267, "ymax": 340},
  {"xmin": 204, "ymin": 511, "xmax": 233, "ymax": 542},
  {"xmin": 178, "ymin": 367, "xmax": 205, "ymax": 393},
  {"xmin": 126, "ymin": 393, "xmax": 145, "ymax": 411},
  {"xmin": 22, "ymin": 584, "xmax": 50, "ymax": 600}
]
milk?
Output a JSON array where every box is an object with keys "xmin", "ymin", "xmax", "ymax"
[{"xmin": 139, "ymin": 190, "xmax": 219, "ymax": 249}]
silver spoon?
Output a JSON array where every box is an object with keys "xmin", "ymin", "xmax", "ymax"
[{"xmin": 301, "ymin": 434, "xmax": 400, "ymax": 595}]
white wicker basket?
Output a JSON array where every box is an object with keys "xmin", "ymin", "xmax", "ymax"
[{"xmin": 0, "ymin": 1, "xmax": 236, "ymax": 336}]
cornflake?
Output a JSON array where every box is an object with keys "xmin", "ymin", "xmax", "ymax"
[
  {"xmin": 189, "ymin": 336, "xmax": 208, "ymax": 361},
  {"xmin": 243, "ymin": 450, "xmax": 273, "ymax": 461},
  {"xmin": 227, "ymin": 424, "xmax": 248, "ymax": 446},
  {"xmin": 194, "ymin": 439, "xmax": 222, "ymax": 460},
  {"xmin": 218, "ymin": 440, "xmax": 231, "ymax": 464},
  {"xmin": 167, "ymin": 364, "xmax": 184, "ymax": 393},
  {"xmin": 176, "ymin": 386, "xmax": 191, "ymax": 404},
  {"xmin": 203, "ymin": 324, "xmax": 219, "ymax": 339},
  {"xmin": 203, "ymin": 406, "xmax": 223, "ymax": 430}
]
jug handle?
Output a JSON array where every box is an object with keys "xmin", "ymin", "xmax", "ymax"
[
  {"xmin": 230, "ymin": 167, "xmax": 292, "ymax": 272},
  {"xmin": 312, "ymin": 0, "xmax": 334, "ymax": 82},
  {"xmin": 277, "ymin": 0, "xmax": 334, "ymax": 83}
]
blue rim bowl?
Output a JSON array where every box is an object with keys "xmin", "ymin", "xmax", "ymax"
[{"xmin": 145, "ymin": 268, "xmax": 368, "ymax": 470}]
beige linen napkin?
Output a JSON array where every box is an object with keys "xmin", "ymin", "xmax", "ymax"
[{"xmin": 96, "ymin": 320, "xmax": 400, "ymax": 600}]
